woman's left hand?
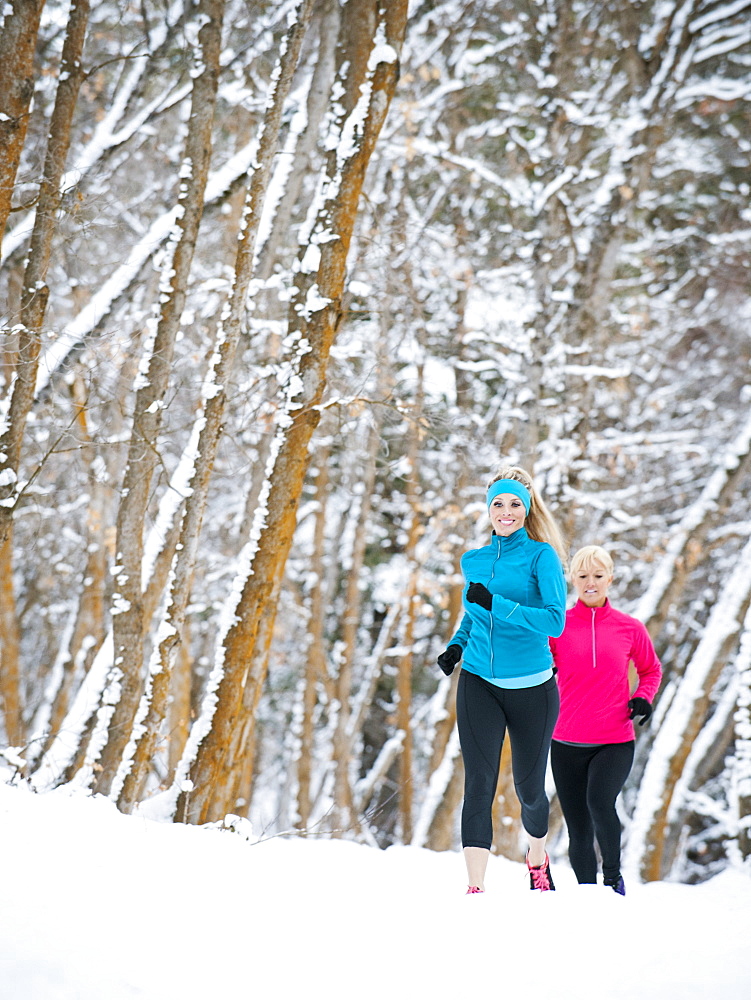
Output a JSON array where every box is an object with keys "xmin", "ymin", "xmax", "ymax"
[{"xmin": 467, "ymin": 581, "xmax": 493, "ymax": 611}]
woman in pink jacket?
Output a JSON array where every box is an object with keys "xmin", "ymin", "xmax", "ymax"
[{"xmin": 549, "ymin": 545, "xmax": 662, "ymax": 895}]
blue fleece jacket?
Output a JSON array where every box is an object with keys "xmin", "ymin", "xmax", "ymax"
[{"xmin": 450, "ymin": 527, "xmax": 566, "ymax": 683}]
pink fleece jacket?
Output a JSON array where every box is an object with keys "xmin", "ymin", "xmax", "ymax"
[{"xmin": 550, "ymin": 599, "xmax": 662, "ymax": 744}]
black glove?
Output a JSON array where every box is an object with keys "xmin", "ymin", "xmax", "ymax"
[
  {"xmin": 437, "ymin": 644, "xmax": 462, "ymax": 676},
  {"xmin": 628, "ymin": 697, "xmax": 653, "ymax": 726},
  {"xmin": 467, "ymin": 581, "xmax": 493, "ymax": 611}
]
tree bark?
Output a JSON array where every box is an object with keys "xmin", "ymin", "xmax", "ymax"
[
  {"xmin": 294, "ymin": 439, "xmax": 332, "ymax": 830},
  {"xmin": 0, "ymin": 0, "xmax": 90, "ymax": 544},
  {"xmin": 30, "ymin": 445, "xmax": 189, "ymax": 791},
  {"xmin": 0, "ymin": 532, "xmax": 23, "ymax": 745},
  {"xmin": 423, "ymin": 733, "xmax": 464, "ymax": 852},
  {"xmin": 491, "ymin": 741, "xmax": 522, "ymax": 858},
  {"xmin": 253, "ymin": 0, "xmax": 340, "ymax": 283},
  {"xmin": 115, "ymin": 0, "xmax": 317, "ymax": 813},
  {"xmin": 330, "ymin": 395, "xmax": 391, "ymax": 834},
  {"xmin": 34, "ymin": 376, "xmax": 108, "ymax": 762},
  {"xmin": 394, "ymin": 373, "xmax": 425, "ymax": 844},
  {"xmin": 0, "ymin": 0, "xmax": 46, "ymax": 249},
  {"xmin": 175, "ymin": 0, "xmax": 410, "ymax": 825},
  {"xmin": 626, "ymin": 534, "xmax": 751, "ymax": 880},
  {"xmin": 735, "ymin": 623, "xmax": 751, "ymax": 861},
  {"xmin": 166, "ymin": 635, "xmax": 192, "ymax": 786},
  {"xmin": 633, "ymin": 412, "xmax": 751, "ymax": 639},
  {"xmin": 202, "ymin": 611, "xmax": 274, "ymax": 824},
  {"xmin": 0, "ymin": 0, "xmax": 90, "ymax": 750},
  {"xmin": 94, "ymin": 0, "xmax": 226, "ymax": 796}
]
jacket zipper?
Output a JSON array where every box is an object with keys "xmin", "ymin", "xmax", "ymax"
[
  {"xmin": 591, "ymin": 607, "xmax": 597, "ymax": 669},
  {"xmin": 489, "ymin": 536, "xmax": 501, "ymax": 677}
]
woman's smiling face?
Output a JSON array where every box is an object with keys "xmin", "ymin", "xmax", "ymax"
[
  {"xmin": 573, "ymin": 561, "xmax": 613, "ymax": 607},
  {"xmin": 488, "ymin": 493, "xmax": 527, "ymax": 537}
]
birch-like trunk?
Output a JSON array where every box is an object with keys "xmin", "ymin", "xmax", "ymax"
[
  {"xmin": 521, "ymin": 1, "xmax": 698, "ymax": 476},
  {"xmin": 0, "ymin": 0, "xmax": 91, "ymax": 748},
  {"xmin": 0, "ymin": 533, "xmax": 22, "ymax": 744},
  {"xmin": 114, "ymin": 0, "xmax": 317, "ymax": 813},
  {"xmin": 0, "ymin": 0, "xmax": 90, "ymax": 542},
  {"xmin": 394, "ymin": 371, "xmax": 426, "ymax": 844},
  {"xmin": 634, "ymin": 410, "xmax": 751, "ymax": 637},
  {"xmin": 492, "ymin": 741, "xmax": 523, "ymax": 858},
  {"xmin": 625, "ymin": 533, "xmax": 751, "ymax": 880},
  {"xmin": 734, "ymin": 621, "xmax": 751, "ymax": 861},
  {"xmin": 175, "ymin": 0, "xmax": 409, "ymax": 825},
  {"xmin": 330, "ymin": 389, "xmax": 391, "ymax": 835},
  {"xmin": 0, "ymin": 1, "xmax": 192, "ymax": 269},
  {"xmin": 201, "ymin": 608, "xmax": 277, "ymax": 824},
  {"xmin": 412, "ymin": 703, "xmax": 463, "ymax": 852},
  {"xmin": 32, "ymin": 377, "xmax": 108, "ymax": 763},
  {"xmin": 253, "ymin": 0, "xmax": 340, "ymax": 284},
  {"xmin": 419, "ymin": 278, "xmax": 479, "ymax": 851},
  {"xmin": 29, "ymin": 440, "xmax": 191, "ymax": 792},
  {"xmin": 0, "ymin": 0, "xmax": 46, "ymax": 248},
  {"xmin": 166, "ymin": 636, "xmax": 193, "ymax": 785},
  {"xmin": 93, "ymin": 0, "xmax": 226, "ymax": 796},
  {"xmin": 296, "ymin": 445, "xmax": 331, "ymax": 830}
]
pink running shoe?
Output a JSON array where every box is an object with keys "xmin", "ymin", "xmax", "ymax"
[
  {"xmin": 466, "ymin": 885, "xmax": 485, "ymax": 894},
  {"xmin": 526, "ymin": 852, "xmax": 555, "ymax": 891}
]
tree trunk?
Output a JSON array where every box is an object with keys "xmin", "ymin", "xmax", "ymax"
[
  {"xmin": 419, "ymin": 478, "xmax": 474, "ymax": 852},
  {"xmin": 634, "ymin": 411, "xmax": 751, "ymax": 638},
  {"xmin": 0, "ymin": 0, "xmax": 46, "ymax": 248},
  {"xmin": 0, "ymin": 0, "xmax": 90, "ymax": 544},
  {"xmin": 424, "ymin": 741, "xmax": 464, "ymax": 852},
  {"xmin": 0, "ymin": 0, "xmax": 90, "ymax": 750},
  {"xmin": 296, "ymin": 444, "xmax": 331, "ymax": 830},
  {"xmin": 94, "ymin": 0, "xmax": 226, "ymax": 796},
  {"xmin": 115, "ymin": 0, "xmax": 317, "ymax": 813},
  {"xmin": 29, "ymin": 337, "xmax": 191, "ymax": 793},
  {"xmin": 0, "ymin": 532, "xmax": 23, "ymax": 745},
  {"xmin": 626, "ymin": 533, "xmax": 751, "ymax": 880},
  {"xmin": 253, "ymin": 0, "xmax": 340, "ymax": 283},
  {"xmin": 33, "ymin": 376, "xmax": 108, "ymax": 762},
  {"xmin": 330, "ymin": 396, "xmax": 391, "ymax": 834},
  {"xmin": 735, "ymin": 622, "xmax": 751, "ymax": 861},
  {"xmin": 175, "ymin": 0, "xmax": 409, "ymax": 825},
  {"xmin": 29, "ymin": 458, "xmax": 188, "ymax": 792},
  {"xmin": 166, "ymin": 637, "xmax": 193, "ymax": 786},
  {"xmin": 394, "ymin": 369, "xmax": 425, "ymax": 844},
  {"xmin": 412, "ymin": 674, "xmax": 461, "ymax": 851},
  {"xmin": 492, "ymin": 741, "xmax": 522, "ymax": 858},
  {"xmin": 202, "ymin": 610, "xmax": 275, "ymax": 824}
]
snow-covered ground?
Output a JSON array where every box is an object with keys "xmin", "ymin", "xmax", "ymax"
[{"xmin": 1, "ymin": 778, "xmax": 749, "ymax": 1000}]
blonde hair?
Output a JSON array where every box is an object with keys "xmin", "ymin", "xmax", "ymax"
[
  {"xmin": 487, "ymin": 465, "xmax": 567, "ymax": 564},
  {"xmin": 570, "ymin": 545, "xmax": 614, "ymax": 579}
]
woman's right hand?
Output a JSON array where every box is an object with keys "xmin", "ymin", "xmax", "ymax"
[
  {"xmin": 467, "ymin": 581, "xmax": 493, "ymax": 610},
  {"xmin": 628, "ymin": 697, "xmax": 653, "ymax": 726},
  {"xmin": 437, "ymin": 644, "xmax": 463, "ymax": 676}
]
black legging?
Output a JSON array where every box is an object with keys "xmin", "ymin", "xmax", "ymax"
[
  {"xmin": 550, "ymin": 739, "xmax": 634, "ymax": 883},
  {"xmin": 457, "ymin": 670, "xmax": 559, "ymax": 849}
]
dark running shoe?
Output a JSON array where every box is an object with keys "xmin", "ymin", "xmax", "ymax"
[
  {"xmin": 604, "ymin": 874, "xmax": 626, "ymax": 895},
  {"xmin": 526, "ymin": 852, "xmax": 555, "ymax": 891}
]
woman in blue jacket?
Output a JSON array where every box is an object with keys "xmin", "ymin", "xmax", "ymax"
[{"xmin": 437, "ymin": 466, "xmax": 567, "ymax": 894}]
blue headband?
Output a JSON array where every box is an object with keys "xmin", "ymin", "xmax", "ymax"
[{"xmin": 486, "ymin": 479, "xmax": 531, "ymax": 513}]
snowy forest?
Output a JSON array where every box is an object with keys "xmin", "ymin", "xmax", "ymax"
[{"xmin": 1, "ymin": 0, "xmax": 750, "ymax": 886}]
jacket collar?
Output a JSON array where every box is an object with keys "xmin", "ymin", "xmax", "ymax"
[
  {"xmin": 572, "ymin": 597, "xmax": 612, "ymax": 619},
  {"xmin": 491, "ymin": 526, "xmax": 529, "ymax": 550}
]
